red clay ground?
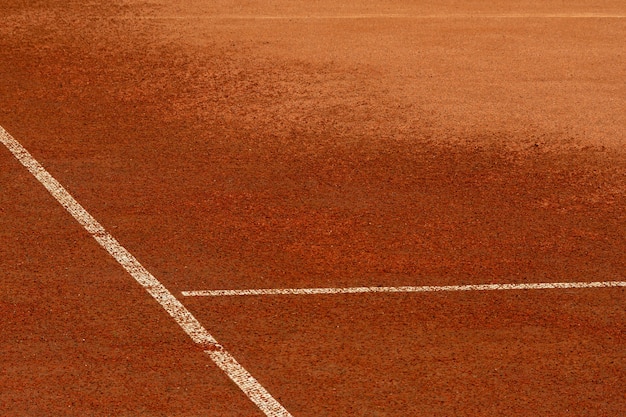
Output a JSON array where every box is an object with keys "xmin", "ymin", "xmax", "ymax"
[{"xmin": 1, "ymin": 0, "xmax": 625, "ymax": 415}]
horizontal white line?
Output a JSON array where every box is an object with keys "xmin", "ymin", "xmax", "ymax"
[
  {"xmin": 115, "ymin": 13, "xmax": 626, "ymax": 20},
  {"xmin": 182, "ymin": 281, "xmax": 626, "ymax": 297}
]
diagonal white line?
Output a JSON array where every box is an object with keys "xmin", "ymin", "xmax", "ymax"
[
  {"xmin": 0, "ymin": 125, "xmax": 292, "ymax": 417},
  {"xmin": 182, "ymin": 281, "xmax": 626, "ymax": 297}
]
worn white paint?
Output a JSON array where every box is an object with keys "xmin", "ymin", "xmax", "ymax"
[
  {"xmin": 122, "ymin": 13, "xmax": 626, "ymax": 20},
  {"xmin": 182, "ymin": 280, "xmax": 626, "ymax": 297}
]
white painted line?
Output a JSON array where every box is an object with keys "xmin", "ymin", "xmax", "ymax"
[
  {"xmin": 182, "ymin": 281, "xmax": 626, "ymax": 297},
  {"xmin": 120, "ymin": 13, "xmax": 626, "ymax": 20},
  {"xmin": 207, "ymin": 349, "xmax": 292, "ymax": 416},
  {"xmin": 0, "ymin": 125, "xmax": 292, "ymax": 417}
]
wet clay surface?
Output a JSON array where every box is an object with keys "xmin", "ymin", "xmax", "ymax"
[{"xmin": 1, "ymin": 1, "xmax": 625, "ymax": 415}]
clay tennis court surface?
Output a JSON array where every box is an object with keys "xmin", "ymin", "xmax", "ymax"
[{"xmin": 1, "ymin": 1, "xmax": 625, "ymax": 415}]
